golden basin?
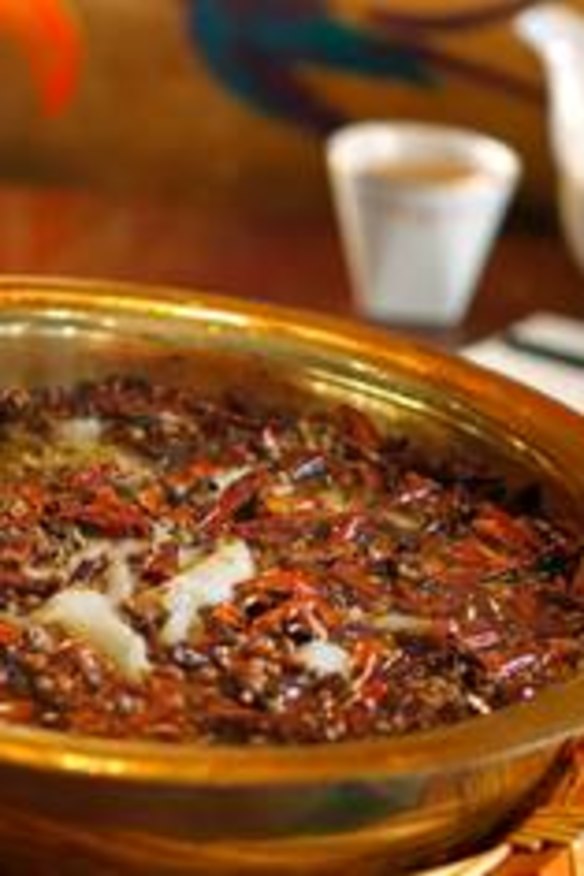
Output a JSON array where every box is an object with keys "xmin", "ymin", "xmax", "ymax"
[{"xmin": 0, "ymin": 276, "xmax": 582, "ymax": 875}]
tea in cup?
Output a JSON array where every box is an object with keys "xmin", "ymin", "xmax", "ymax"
[{"xmin": 326, "ymin": 122, "xmax": 522, "ymax": 325}]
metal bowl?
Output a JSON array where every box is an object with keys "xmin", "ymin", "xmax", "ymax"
[{"xmin": 0, "ymin": 276, "xmax": 583, "ymax": 876}]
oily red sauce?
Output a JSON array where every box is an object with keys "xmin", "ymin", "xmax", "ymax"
[{"xmin": 0, "ymin": 376, "xmax": 581, "ymax": 744}]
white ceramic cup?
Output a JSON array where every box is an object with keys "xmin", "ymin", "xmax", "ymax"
[{"xmin": 326, "ymin": 122, "xmax": 522, "ymax": 325}]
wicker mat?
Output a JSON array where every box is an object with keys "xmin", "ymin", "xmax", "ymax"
[{"xmin": 420, "ymin": 745, "xmax": 584, "ymax": 876}]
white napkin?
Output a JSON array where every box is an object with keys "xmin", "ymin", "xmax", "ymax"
[{"xmin": 463, "ymin": 312, "xmax": 584, "ymax": 414}]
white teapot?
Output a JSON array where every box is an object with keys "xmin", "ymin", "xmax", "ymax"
[{"xmin": 516, "ymin": 4, "xmax": 584, "ymax": 272}]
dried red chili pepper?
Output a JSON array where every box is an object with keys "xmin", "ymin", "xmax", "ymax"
[{"xmin": 0, "ymin": 374, "xmax": 580, "ymax": 746}]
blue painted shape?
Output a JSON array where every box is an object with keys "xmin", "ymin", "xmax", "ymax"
[{"xmin": 189, "ymin": 0, "xmax": 435, "ymax": 132}]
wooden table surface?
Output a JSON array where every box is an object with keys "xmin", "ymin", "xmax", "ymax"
[{"xmin": 0, "ymin": 185, "xmax": 583, "ymax": 348}]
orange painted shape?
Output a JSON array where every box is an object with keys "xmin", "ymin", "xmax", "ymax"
[{"xmin": 0, "ymin": 0, "xmax": 83, "ymax": 115}]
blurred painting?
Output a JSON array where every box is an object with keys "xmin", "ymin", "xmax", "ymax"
[{"xmin": 0, "ymin": 1, "xmax": 557, "ymax": 217}]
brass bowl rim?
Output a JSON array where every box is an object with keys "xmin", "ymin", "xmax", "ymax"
[{"xmin": 0, "ymin": 274, "xmax": 583, "ymax": 787}]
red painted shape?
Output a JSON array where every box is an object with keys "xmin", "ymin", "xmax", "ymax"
[{"xmin": 0, "ymin": 0, "xmax": 83, "ymax": 116}]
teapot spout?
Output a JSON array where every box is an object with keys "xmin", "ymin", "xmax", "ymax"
[
  {"xmin": 516, "ymin": 3, "xmax": 584, "ymax": 53},
  {"xmin": 516, "ymin": 5, "xmax": 584, "ymax": 273},
  {"xmin": 516, "ymin": 4, "xmax": 584, "ymax": 174}
]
